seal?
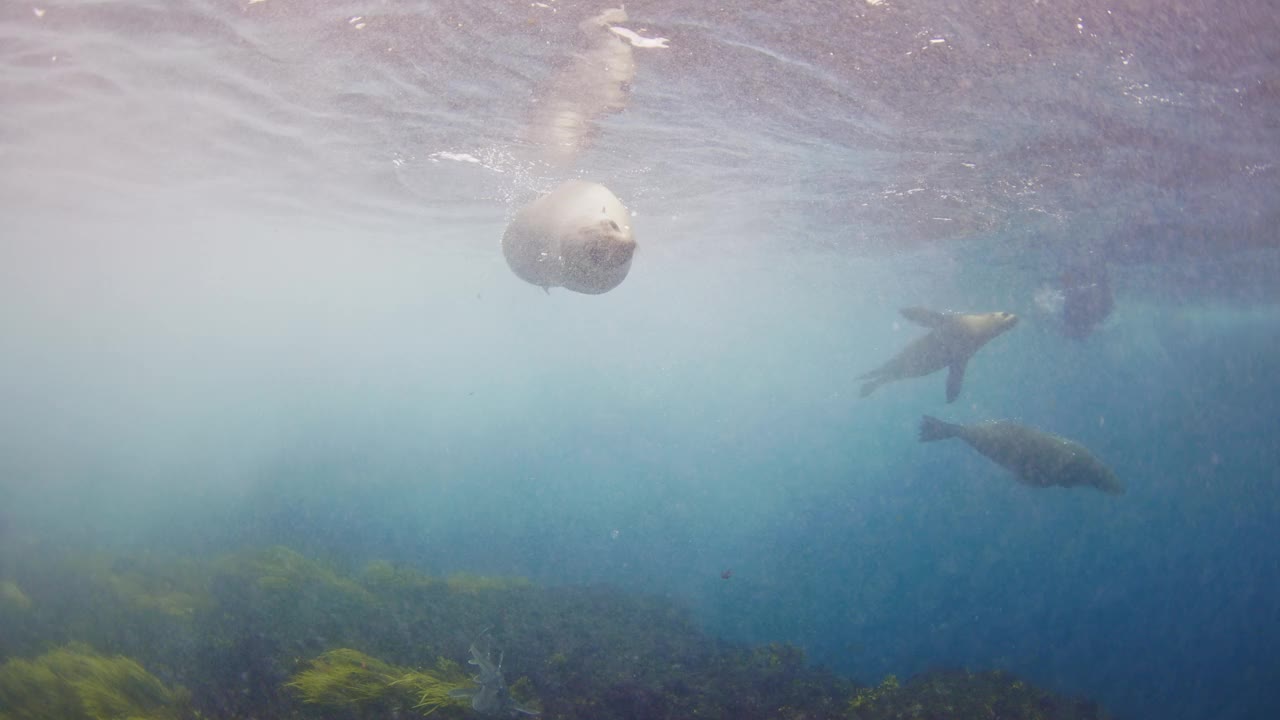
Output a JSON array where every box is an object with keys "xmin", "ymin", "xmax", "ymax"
[
  {"xmin": 918, "ymin": 416, "xmax": 1124, "ymax": 495},
  {"xmin": 859, "ymin": 307, "xmax": 1018, "ymax": 403},
  {"xmin": 1059, "ymin": 263, "xmax": 1113, "ymax": 340},
  {"xmin": 501, "ymin": 179, "xmax": 636, "ymax": 294}
]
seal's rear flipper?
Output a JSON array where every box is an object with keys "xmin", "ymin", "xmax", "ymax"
[
  {"xmin": 945, "ymin": 358, "xmax": 968, "ymax": 403},
  {"xmin": 859, "ymin": 378, "xmax": 882, "ymax": 398},
  {"xmin": 918, "ymin": 415, "xmax": 959, "ymax": 442}
]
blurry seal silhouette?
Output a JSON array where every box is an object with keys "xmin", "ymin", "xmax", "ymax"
[
  {"xmin": 918, "ymin": 415, "xmax": 1124, "ymax": 495},
  {"xmin": 859, "ymin": 307, "xmax": 1019, "ymax": 403},
  {"xmin": 501, "ymin": 179, "xmax": 636, "ymax": 294},
  {"xmin": 1059, "ymin": 263, "xmax": 1114, "ymax": 340}
]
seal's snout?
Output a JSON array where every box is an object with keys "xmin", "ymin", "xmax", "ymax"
[
  {"xmin": 616, "ymin": 235, "xmax": 637, "ymax": 260},
  {"xmin": 586, "ymin": 235, "xmax": 635, "ymax": 267}
]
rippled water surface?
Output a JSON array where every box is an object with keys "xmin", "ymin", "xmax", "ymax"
[{"xmin": 5, "ymin": 0, "xmax": 1276, "ymax": 253}]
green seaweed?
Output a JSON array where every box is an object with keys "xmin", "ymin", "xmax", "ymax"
[
  {"xmin": 402, "ymin": 657, "xmax": 471, "ymax": 715},
  {"xmin": 286, "ymin": 648, "xmax": 470, "ymax": 717},
  {"xmin": 0, "ymin": 644, "xmax": 182, "ymax": 720},
  {"xmin": 217, "ymin": 546, "xmax": 374, "ymax": 604},
  {"xmin": 0, "ymin": 582, "xmax": 31, "ymax": 612}
]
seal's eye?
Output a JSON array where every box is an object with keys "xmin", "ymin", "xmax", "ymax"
[{"xmin": 608, "ymin": 220, "xmax": 620, "ymax": 231}]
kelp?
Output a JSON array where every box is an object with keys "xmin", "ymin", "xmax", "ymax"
[
  {"xmin": 216, "ymin": 546, "xmax": 373, "ymax": 604},
  {"xmin": 0, "ymin": 644, "xmax": 183, "ymax": 720},
  {"xmin": 0, "ymin": 581, "xmax": 31, "ymax": 612},
  {"xmin": 286, "ymin": 648, "xmax": 470, "ymax": 717}
]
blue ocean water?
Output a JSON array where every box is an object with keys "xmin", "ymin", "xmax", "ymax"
[{"xmin": 1, "ymin": 1, "xmax": 1278, "ymax": 719}]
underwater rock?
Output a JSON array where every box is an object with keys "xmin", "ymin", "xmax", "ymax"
[
  {"xmin": 847, "ymin": 669, "xmax": 1113, "ymax": 720},
  {"xmin": 859, "ymin": 307, "xmax": 1019, "ymax": 403},
  {"xmin": 0, "ymin": 544, "xmax": 1121, "ymax": 720},
  {"xmin": 919, "ymin": 415, "xmax": 1124, "ymax": 495}
]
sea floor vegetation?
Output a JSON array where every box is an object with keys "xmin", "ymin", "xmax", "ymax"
[{"xmin": 0, "ymin": 543, "xmax": 1113, "ymax": 719}]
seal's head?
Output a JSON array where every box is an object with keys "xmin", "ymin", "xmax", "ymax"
[
  {"xmin": 501, "ymin": 180, "xmax": 636, "ymax": 294},
  {"xmin": 559, "ymin": 212, "xmax": 636, "ymax": 294},
  {"xmin": 952, "ymin": 311, "xmax": 1019, "ymax": 342},
  {"xmin": 977, "ymin": 311, "xmax": 1019, "ymax": 337}
]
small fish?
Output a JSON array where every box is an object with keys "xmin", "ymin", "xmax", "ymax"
[{"xmin": 720, "ymin": 568, "xmax": 733, "ymax": 580}]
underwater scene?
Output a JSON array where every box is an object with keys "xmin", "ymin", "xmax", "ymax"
[{"xmin": 1, "ymin": 1, "xmax": 1278, "ymax": 719}]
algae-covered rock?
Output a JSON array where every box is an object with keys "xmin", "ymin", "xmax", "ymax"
[
  {"xmin": 846, "ymin": 669, "xmax": 1111, "ymax": 720},
  {"xmin": 104, "ymin": 557, "xmax": 211, "ymax": 619},
  {"xmin": 0, "ymin": 544, "xmax": 1118, "ymax": 720},
  {"xmin": 0, "ymin": 643, "xmax": 183, "ymax": 720},
  {"xmin": 445, "ymin": 573, "xmax": 533, "ymax": 595},
  {"xmin": 361, "ymin": 560, "xmax": 441, "ymax": 593}
]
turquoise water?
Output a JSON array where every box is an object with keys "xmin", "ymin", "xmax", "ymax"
[{"xmin": 2, "ymin": 2, "xmax": 1278, "ymax": 718}]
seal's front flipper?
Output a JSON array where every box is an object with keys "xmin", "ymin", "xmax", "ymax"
[
  {"xmin": 945, "ymin": 358, "xmax": 968, "ymax": 403},
  {"xmin": 900, "ymin": 306, "xmax": 950, "ymax": 328}
]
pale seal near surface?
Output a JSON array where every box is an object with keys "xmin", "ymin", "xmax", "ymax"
[
  {"xmin": 919, "ymin": 416, "xmax": 1124, "ymax": 495},
  {"xmin": 859, "ymin": 307, "xmax": 1019, "ymax": 403},
  {"xmin": 501, "ymin": 179, "xmax": 636, "ymax": 294}
]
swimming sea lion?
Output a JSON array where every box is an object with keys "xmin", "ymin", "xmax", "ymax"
[
  {"xmin": 501, "ymin": 179, "xmax": 636, "ymax": 294},
  {"xmin": 1031, "ymin": 262, "xmax": 1113, "ymax": 340},
  {"xmin": 859, "ymin": 307, "xmax": 1019, "ymax": 403},
  {"xmin": 1060, "ymin": 263, "xmax": 1114, "ymax": 340},
  {"xmin": 918, "ymin": 415, "xmax": 1124, "ymax": 495}
]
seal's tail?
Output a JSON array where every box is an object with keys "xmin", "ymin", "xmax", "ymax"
[{"xmin": 918, "ymin": 415, "xmax": 960, "ymax": 442}]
